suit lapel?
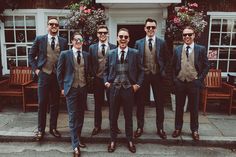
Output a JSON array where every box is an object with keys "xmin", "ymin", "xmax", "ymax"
[
  {"xmin": 43, "ymin": 35, "xmax": 48, "ymax": 55},
  {"xmin": 69, "ymin": 50, "xmax": 75, "ymax": 69},
  {"xmin": 155, "ymin": 37, "xmax": 160, "ymax": 59}
]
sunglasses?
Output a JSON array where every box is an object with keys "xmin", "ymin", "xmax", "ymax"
[
  {"xmin": 74, "ymin": 38, "xmax": 83, "ymax": 43},
  {"xmin": 48, "ymin": 23, "xmax": 59, "ymax": 27},
  {"xmin": 98, "ymin": 32, "xmax": 108, "ymax": 35},
  {"xmin": 146, "ymin": 26, "xmax": 156, "ymax": 30},
  {"xmin": 182, "ymin": 33, "xmax": 194, "ymax": 37},
  {"xmin": 118, "ymin": 35, "xmax": 129, "ymax": 39}
]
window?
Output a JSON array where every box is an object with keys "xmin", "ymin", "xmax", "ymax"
[
  {"xmin": 4, "ymin": 15, "xmax": 36, "ymax": 68},
  {"xmin": 208, "ymin": 13, "xmax": 236, "ymax": 76}
]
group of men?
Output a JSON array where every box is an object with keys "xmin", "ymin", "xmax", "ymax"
[{"xmin": 28, "ymin": 17, "xmax": 209, "ymax": 157}]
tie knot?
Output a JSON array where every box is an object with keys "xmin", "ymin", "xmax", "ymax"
[
  {"xmin": 77, "ymin": 51, "xmax": 81, "ymax": 55},
  {"xmin": 51, "ymin": 37, "xmax": 55, "ymax": 41},
  {"xmin": 186, "ymin": 46, "xmax": 190, "ymax": 50},
  {"xmin": 121, "ymin": 50, "xmax": 125, "ymax": 54},
  {"xmin": 148, "ymin": 38, "xmax": 152, "ymax": 42},
  {"xmin": 101, "ymin": 44, "xmax": 106, "ymax": 48}
]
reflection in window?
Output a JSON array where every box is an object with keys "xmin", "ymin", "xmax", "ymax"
[
  {"xmin": 210, "ymin": 33, "xmax": 220, "ymax": 45},
  {"xmin": 26, "ymin": 16, "xmax": 36, "ymax": 29},
  {"xmin": 7, "ymin": 48, "xmax": 16, "ymax": 56},
  {"xmin": 219, "ymin": 48, "xmax": 229, "ymax": 59},
  {"xmin": 18, "ymin": 60, "xmax": 27, "ymax": 66},
  {"xmin": 229, "ymin": 61, "xmax": 236, "ymax": 72},
  {"xmin": 17, "ymin": 47, "xmax": 26, "ymax": 56},
  {"xmin": 219, "ymin": 61, "xmax": 227, "ymax": 72},
  {"xmin": 5, "ymin": 30, "xmax": 15, "ymax": 42},
  {"xmin": 15, "ymin": 16, "xmax": 24, "ymax": 29},
  {"xmin": 7, "ymin": 57, "xmax": 16, "ymax": 69},
  {"xmin": 211, "ymin": 19, "xmax": 221, "ymax": 32},
  {"xmin": 16, "ymin": 30, "xmax": 25, "ymax": 42},
  {"xmin": 27, "ymin": 30, "xmax": 36, "ymax": 42}
]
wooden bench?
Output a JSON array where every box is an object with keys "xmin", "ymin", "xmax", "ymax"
[
  {"xmin": 0, "ymin": 66, "xmax": 33, "ymax": 112},
  {"xmin": 202, "ymin": 69, "xmax": 234, "ymax": 115}
]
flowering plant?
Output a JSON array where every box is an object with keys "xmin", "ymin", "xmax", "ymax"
[
  {"xmin": 64, "ymin": 0, "xmax": 107, "ymax": 48},
  {"xmin": 167, "ymin": 3, "xmax": 208, "ymax": 41}
]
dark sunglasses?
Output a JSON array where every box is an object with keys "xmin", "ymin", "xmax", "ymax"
[
  {"xmin": 118, "ymin": 35, "xmax": 129, "ymax": 39},
  {"xmin": 182, "ymin": 33, "xmax": 194, "ymax": 37},
  {"xmin": 74, "ymin": 38, "xmax": 83, "ymax": 43},
  {"xmin": 146, "ymin": 26, "xmax": 156, "ymax": 30},
  {"xmin": 98, "ymin": 32, "xmax": 108, "ymax": 35},
  {"xmin": 48, "ymin": 23, "xmax": 59, "ymax": 27}
]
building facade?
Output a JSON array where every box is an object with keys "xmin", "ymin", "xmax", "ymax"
[{"xmin": 0, "ymin": 0, "xmax": 235, "ymax": 77}]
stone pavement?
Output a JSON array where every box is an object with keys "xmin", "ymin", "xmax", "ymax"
[{"xmin": 0, "ymin": 101, "xmax": 236, "ymax": 148}]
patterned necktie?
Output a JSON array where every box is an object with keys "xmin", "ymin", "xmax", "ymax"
[
  {"xmin": 121, "ymin": 50, "xmax": 125, "ymax": 64},
  {"xmin": 101, "ymin": 44, "xmax": 106, "ymax": 56},
  {"xmin": 77, "ymin": 51, "xmax": 81, "ymax": 64},
  {"xmin": 51, "ymin": 37, "xmax": 55, "ymax": 50},
  {"xmin": 148, "ymin": 38, "xmax": 153, "ymax": 51},
  {"xmin": 186, "ymin": 46, "xmax": 190, "ymax": 58}
]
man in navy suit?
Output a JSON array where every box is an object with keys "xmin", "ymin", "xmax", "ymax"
[
  {"xmin": 171, "ymin": 26, "xmax": 209, "ymax": 141},
  {"xmin": 134, "ymin": 18, "xmax": 169, "ymax": 139},
  {"xmin": 28, "ymin": 17, "xmax": 68, "ymax": 141},
  {"xmin": 57, "ymin": 32, "xmax": 89, "ymax": 157},
  {"xmin": 89, "ymin": 25, "xmax": 120, "ymax": 135},
  {"xmin": 104, "ymin": 28, "xmax": 144, "ymax": 153}
]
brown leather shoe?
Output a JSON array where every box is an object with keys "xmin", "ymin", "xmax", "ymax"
[
  {"xmin": 34, "ymin": 131, "xmax": 44, "ymax": 141},
  {"xmin": 157, "ymin": 129, "xmax": 167, "ymax": 139},
  {"xmin": 192, "ymin": 131, "xmax": 200, "ymax": 141},
  {"xmin": 134, "ymin": 128, "xmax": 143, "ymax": 138},
  {"xmin": 127, "ymin": 141, "xmax": 136, "ymax": 153},
  {"xmin": 78, "ymin": 136, "xmax": 87, "ymax": 148},
  {"xmin": 49, "ymin": 129, "xmax": 61, "ymax": 138},
  {"xmin": 115, "ymin": 128, "xmax": 122, "ymax": 134},
  {"xmin": 172, "ymin": 129, "xmax": 181, "ymax": 138},
  {"xmin": 73, "ymin": 147, "xmax": 81, "ymax": 157},
  {"xmin": 91, "ymin": 127, "xmax": 101, "ymax": 136},
  {"xmin": 107, "ymin": 141, "xmax": 116, "ymax": 153}
]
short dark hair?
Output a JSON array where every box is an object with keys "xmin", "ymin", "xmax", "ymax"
[
  {"xmin": 118, "ymin": 28, "xmax": 129, "ymax": 35},
  {"xmin": 183, "ymin": 26, "xmax": 195, "ymax": 33},
  {"xmin": 47, "ymin": 17, "xmax": 58, "ymax": 23},
  {"xmin": 97, "ymin": 25, "xmax": 109, "ymax": 32},
  {"xmin": 145, "ymin": 18, "xmax": 157, "ymax": 26},
  {"xmin": 72, "ymin": 31, "xmax": 83, "ymax": 39}
]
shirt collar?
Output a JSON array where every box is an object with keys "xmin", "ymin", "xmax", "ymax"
[
  {"xmin": 184, "ymin": 42, "xmax": 194, "ymax": 50},
  {"xmin": 48, "ymin": 34, "xmax": 58, "ymax": 40},
  {"xmin": 146, "ymin": 36, "xmax": 155, "ymax": 43},
  {"xmin": 72, "ymin": 47, "xmax": 82, "ymax": 57},
  {"xmin": 98, "ymin": 41, "xmax": 108, "ymax": 48},
  {"xmin": 118, "ymin": 46, "xmax": 128, "ymax": 54}
]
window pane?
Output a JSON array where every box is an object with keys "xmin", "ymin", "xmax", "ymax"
[
  {"xmin": 221, "ymin": 33, "xmax": 230, "ymax": 45},
  {"xmin": 27, "ymin": 30, "xmax": 36, "ymax": 42},
  {"xmin": 59, "ymin": 17, "xmax": 66, "ymax": 29},
  {"xmin": 16, "ymin": 30, "xmax": 25, "ymax": 42},
  {"xmin": 7, "ymin": 57, "xmax": 16, "ymax": 69},
  {"xmin": 5, "ymin": 30, "xmax": 15, "ymax": 42},
  {"xmin": 59, "ymin": 31, "xmax": 68, "ymax": 41},
  {"xmin": 15, "ymin": 16, "xmax": 25, "ymax": 29},
  {"xmin": 4, "ymin": 16, "xmax": 14, "ymax": 29},
  {"xmin": 210, "ymin": 33, "xmax": 220, "ymax": 45},
  {"xmin": 211, "ymin": 19, "xmax": 221, "ymax": 32},
  {"xmin": 222, "ymin": 19, "xmax": 234, "ymax": 32},
  {"xmin": 6, "ymin": 48, "xmax": 16, "ymax": 56},
  {"xmin": 219, "ymin": 61, "xmax": 227, "ymax": 72},
  {"xmin": 17, "ymin": 46, "xmax": 26, "ymax": 56},
  {"xmin": 18, "ymin": 59, "xmax": 27, "ymax": 66},
  {"xmin": 232, "ymin": 33, "xmax": 236, "ymax": 45},
  {"xmin": 229, "ymin": 61, "xmax": 236, "ymax": 72},
  {"xmin": 219, "ymin": 48, "xmax": 229, "ymax": 59},
  {"xmin": 26, "ymin": 16, "xmax": 36, "ymax": 29},
  {"xmin": 230, "ymin": 48, "xmax": 236, "ymax": 59},
  {"xmin": 209, "ymin": 60, "xmax": 217, "ymax": 69}
]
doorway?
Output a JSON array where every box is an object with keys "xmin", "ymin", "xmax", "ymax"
[{"xmin": 117, "ymin": 25, "xmax": 145, "ymax": 48}]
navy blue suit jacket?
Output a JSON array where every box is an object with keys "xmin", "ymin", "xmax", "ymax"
[
  {"xmin": 172, "ymin": 44, "xmax": 209, "ymax": 83},
  {"xmin": 134, "ymin": 37, "xmax": 169, "ymax": 77},
  {"xmin": 57, "ymin": 50, "xmax": 90, "ymax": 96},
  {"xmin": 104, "ymin": 48, "xmax": 144, "ymax": 86},
  {"xmin": 28, "ymin": 34, "xmax": 68, "ymax": 72},
  {"xmin": 89, "ymin": 43, "xmax": 116, "ymax": 77}
]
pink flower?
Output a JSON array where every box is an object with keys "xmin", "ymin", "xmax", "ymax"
[
  {"xmin": 173, "ymin": 17, "xmax": 180, "ymax": 24},
  {"xmin": 84, "ymin": 9, "xmax": 91, "ymax": 14},
  {"xmin": 189, "ymin": 3, "xmax": 198, "ymax": 8}
]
